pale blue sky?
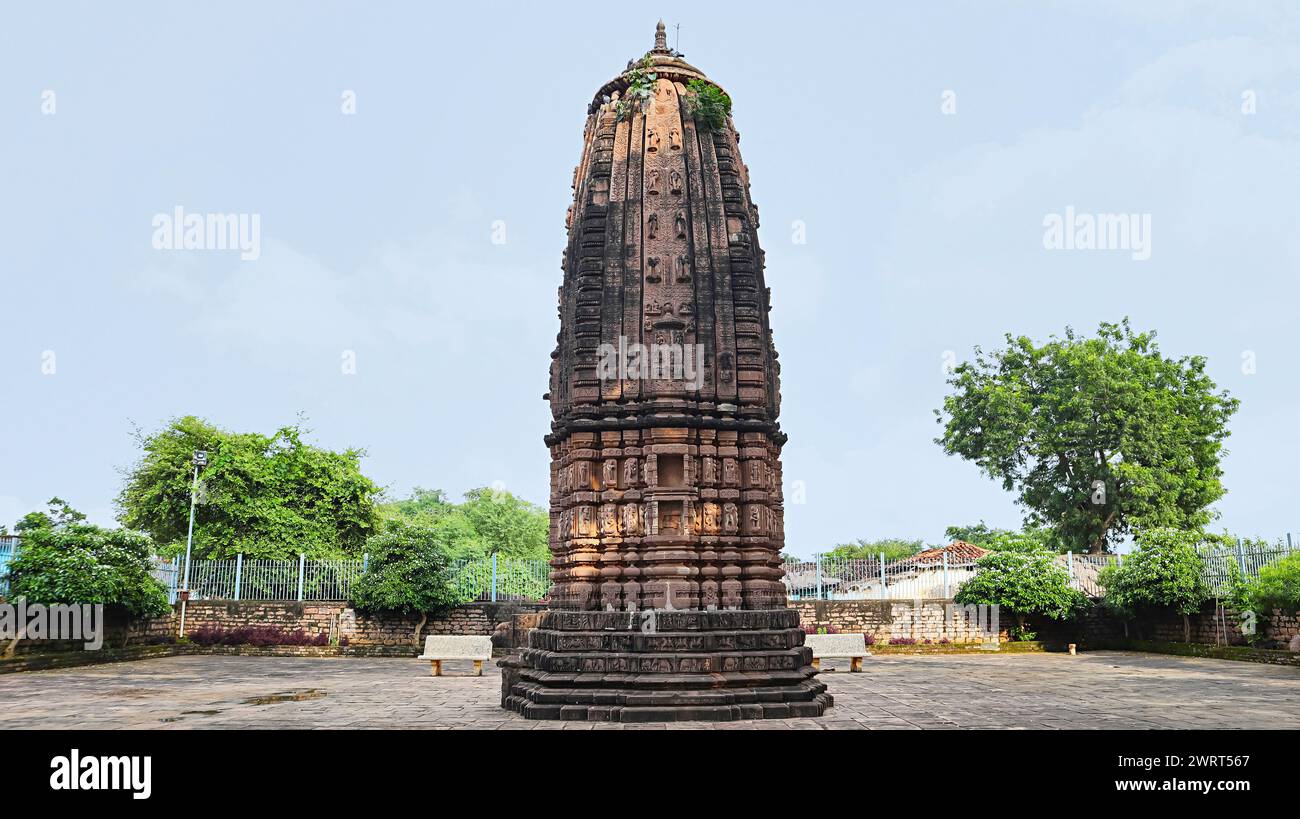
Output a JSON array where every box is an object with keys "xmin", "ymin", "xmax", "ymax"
[{"xmin": 2, "ymin": 2, "xmax": 1297, "ymax": 555}]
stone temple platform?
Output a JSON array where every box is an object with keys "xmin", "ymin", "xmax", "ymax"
[{"xmin": 499, "ymin": 609, "xmax": 831, "ymax": 722}]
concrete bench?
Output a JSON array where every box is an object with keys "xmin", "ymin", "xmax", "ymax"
[
  {"xmin": 804, "ymin": 633, "xmax": 869, "ymax": 672},
  {"xmin": 417, "ymin": 636, "xmax": 493, "ymax": 677}
]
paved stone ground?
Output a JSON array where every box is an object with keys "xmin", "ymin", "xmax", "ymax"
[{"xmin": 1, "ymin": 651, "xmax": 1297, "ymax": 729}]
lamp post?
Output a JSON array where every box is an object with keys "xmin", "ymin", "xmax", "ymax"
[{"xmin": 178, "ymin": 450, "xmax": 207, "ymax": 638}]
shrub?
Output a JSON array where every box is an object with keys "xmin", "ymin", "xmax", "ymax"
[
  {"xmin": 6, "ymin": 500, "xmax": 171, "ymax": 622},
  {"xmin": 187, "ymin": 625, "xmax": 329, "ymax": 647},
  {"xmin": 349, "ymin": 519, "xmax": 463, "ymax": 645},
  {"xmin": 954, "ymin": 550, "xmax": 1087, "ymax": 630},
  {"xmin": 1243, "ymin": 551, "xmax": 1300, "ymax": 616},
  {"xmin": 1099, "ymin": 528, "xmax": 1211, "ymax": 617},
  {"xmin": 684, "ymin": 79, "xmax": 731, "ymax": 132},
  {"xmin": 614, "ymin": 56, "xmax": 656, "ymax": 121}
]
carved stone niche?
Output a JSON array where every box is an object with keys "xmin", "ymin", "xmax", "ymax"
[
  {"xmin": 658, "ymin": 500, "xmax": 683, "ymax": 533},
  {"xmin": 657, "ymin": 453, "xmax": 685, "ymax": 488}
]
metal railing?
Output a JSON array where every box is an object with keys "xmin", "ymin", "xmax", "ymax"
[
  {"xmin": 783, "ymin": 538, "xmax": 1297, "ymax": 601},
  {"xmin": 166, "ymin": 553, "xmax": 550, "ymax": 604},
  {"xmin": 449, "ymin": 556, "xmax": 550, "ymax": 603},
  {"xmin": 783, "ymin": 554, "xmax": 982, "ymax": 600},
  {"xmin": 0, "ymin": 535, "xmax": 19, "ymax": 596},
  {"xmin": 10, "ymin": 533, "xmax": 1297, "ymax": 606},
  {"xmin": 1197, "ymin": 540, "xmax": 1297, "ymax": 595},
  {"xmin": 170, "ymin": 554, "xmax": 369, "ymax": 603}
]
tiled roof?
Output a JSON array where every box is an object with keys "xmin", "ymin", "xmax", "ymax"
[{"xmin": 895, "ymin": 540, "xmax": 989, "ymax": 566}]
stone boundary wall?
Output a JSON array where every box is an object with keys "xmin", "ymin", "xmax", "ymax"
[
  {"xmin": 11, "ymin": 601, "xmax": 546, "ymax": 656},
  {"xmin": 791, "ymin": 599, "xmax": 1017, "ymax": 645},
  {"xmin": 791, "ymin": 599, "xmax": 1300, "ymax": 649},
  {"xmin": 9, "ymin": 599, "xmax": 1297, "ymax": 661}
]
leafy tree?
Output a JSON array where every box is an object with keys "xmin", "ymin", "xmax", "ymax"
[
  {"xmin": 379, "ymin": 487, "xmax": 548, "ymax": 562},
  {"xmin": 14, "ymin": 497, "xmax": 86, "ymax": 533},
  {"xmin": 4, "ymin": 499, "xmax": 170, "ymax": 656},
  {"xmin": 457, "ymin": 488, "xmax": 549, "ymax": 559},
  {"xmin": 936, "ymin": 320, "xmax": 1239, "ymax": 553},
  {"xmin": 1099, "ymin": 527, "xmax": 1212, "ymax": 640},
  {"xmin": 118, "ymin": 416, "xmax": 381, "ymax": 559},
  {"xmin": 985, "ymin": 527, "xmax": 1062, "ymax": 553},
  {"xmin": 380, "ymin": 487, "xmax": 456, "ymax": 524},
  {"xmin": 954, "ymin": 550, "xmax": 1087, "ymax": 634},
  {"xmin": 349, "ymin": 519, "xmax": 467, "ymax": 645},
  {"xmin": 943, "ymin": 522, "xmax": 1006, "ymax": 547},
  {"xmin": 944, "ymin": 522, "xmax": 1062, "ymax": 552},
  {"xmin": 824, "ymin": 538, "xmax": 927, "ymax": 562}
]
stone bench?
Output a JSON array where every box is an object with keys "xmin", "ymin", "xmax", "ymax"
[
  {"xmin": 417, "ymin": 636, "xmax": 493, "ymax": 677},
  {"xmin": 804, "ymin": 633, "xmax": 869, "ymax": 672}
]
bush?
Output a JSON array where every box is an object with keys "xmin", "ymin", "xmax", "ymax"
[
  {"xmin": 188, "ymin": 625, "xmax": 329, "ymax": 647},
  {"xmin": 684, "ymin": 79, "xmax": 731, "ymax": 132},
  {"xmin": 1243, "ymin": 551, "xmax": 1300, "ymax": 616},
  {"xmin": 954, "ymin": 550, "xmax": 1087, "ymax": 629},
  {"xmin": 1099, "ymin": 528, "xmax": 1211, "ymax": 617},
  {"xmin": 349, "ymin": 518, "xmax": 464, "ymax": 644},
  {"xmin": 6, "ymin": 500, "xmax": 170, "ymax": 620}
]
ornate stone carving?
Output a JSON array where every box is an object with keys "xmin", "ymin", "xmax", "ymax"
[
  {"xmin": 510, "ymin": 23, "xmax": 827, "ymax": 723},
  {"xmin": 722, "ymin": 503, "xmax": 739, "ymax": 534}
]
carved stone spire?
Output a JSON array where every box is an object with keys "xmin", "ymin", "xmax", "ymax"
[
  {"xmin": 500, "ymin": 23, "xmax": 830, "ymax": 724},
  {"xmin": 652, "ymin": 19, "xmax": 669, "ymax": 53}
]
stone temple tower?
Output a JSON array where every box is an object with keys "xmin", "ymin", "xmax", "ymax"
[{"xmin": 500, "ymin": 22, "xmax": 830, "ymax": 721}]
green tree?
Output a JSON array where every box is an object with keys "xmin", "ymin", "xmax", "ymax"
[
  {"xmin": 943, "ymin": 522, "xmax": 1006, "ymax": 547},
  {"xmin": 4, "ymin": 499, "xmax": 170, "ymax": 656},
  {"xmin": 380, "ymin": 487, "xmax": 549, "ymax": 561},
  {"xmin": 954, "ymin": 550, "xmax": 1087, "ymax": 635},
  {"xmin": 118, "ymin": 416, "xmax": 381, "ymax": 559},
  {"xmin": 936, "ymin": 320, "xmax": 1239, "ymax": 553},
  {"xmin": 1099, "ymin": 527, "xmax": 1212, "ymax": 641},
  {"xmin": 824, "ymin": 538, "xmax": 927, "ymax": 562},
  {"xmin": 349, "ymin": 519, "xmax": 467, "ymax": 645},
  {"xmin": 14, "ymin": 497, "xmax": 87, "ymax": 533},
  {"xmin": 380, "ymin": 487, "xmax": 456, "ymax": 524}
]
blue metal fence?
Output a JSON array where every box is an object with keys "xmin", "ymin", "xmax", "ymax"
[
  {"xmin": 167, "ymin": 554, "xmax": 549, "ymax": 603},
  {"xmin": 0, "ymin": 535, "xmax": 19, "ymax": 596}
]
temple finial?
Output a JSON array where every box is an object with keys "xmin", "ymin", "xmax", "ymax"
[{"xmin": 653, "ymin": 19, "xmax": 668, "ymax": 52}]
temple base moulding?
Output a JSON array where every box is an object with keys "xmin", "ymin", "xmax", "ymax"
[{"xmin": 499, "ymin": 608, "xmax": 832, "ymax": 722}]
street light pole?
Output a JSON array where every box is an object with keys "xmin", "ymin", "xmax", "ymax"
[{"xmin": 178, "ymin": 451, "xmax": 206, "ymax": 639}]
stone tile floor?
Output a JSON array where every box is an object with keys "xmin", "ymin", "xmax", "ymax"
[{"xmin": 1, "ymin": 651, "xmax": 1297, "ymax": 729}]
